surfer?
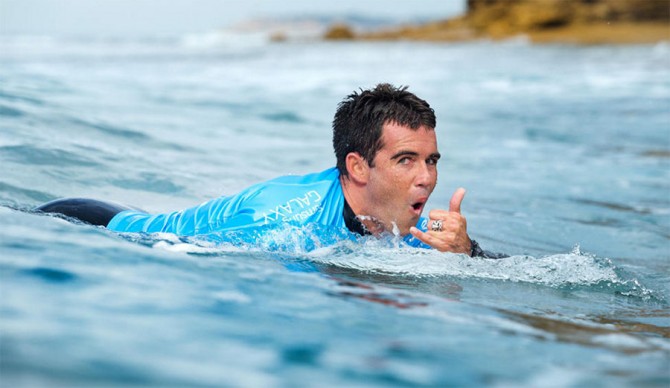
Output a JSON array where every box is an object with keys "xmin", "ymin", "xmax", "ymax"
[{"xmin": 36, "ymin": 83, "xmax": 501, "ymax": 258}]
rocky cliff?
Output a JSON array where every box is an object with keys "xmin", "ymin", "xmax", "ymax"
[{"xmin": 326, "ymin": 0, "xmax": 670, "ymax": 44}]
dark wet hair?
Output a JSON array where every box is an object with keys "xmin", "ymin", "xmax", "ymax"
[{"xmin": 332, "ymin": 83, "xmax": 436, "ymax": 177}]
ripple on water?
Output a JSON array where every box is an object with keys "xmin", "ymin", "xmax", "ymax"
[
  {"xmin": 0, "ymin": 182, "xmax": 54, "ymax": 204},
  {"xmin": 0, "ymin": 104, "xmax": 24, "ymax": 117},
  {"xmin": 67, "ymin": 117, "xmax": 151, "ymax": 141},
  {"xmin": 261, "ymin": 111, "xmax": 308, "ymax": 124},
  {"xmin": 20, "ymin": 267, "xmax": 78, "ymax": 283},
  {"xmin": 0, "ymin": 144, "xmax": 101, "ymax": 167},
  {"xmin": 110, "ymin": 172, "xmax": 185, "ymax": 194},
  {"xmin": 0, "ymin": 90, "xmax": 46, "ymax": 106}
]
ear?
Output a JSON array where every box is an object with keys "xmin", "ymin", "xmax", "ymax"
[{"xmin": 345, "ymin": 152, "xmax": 369, "ymax": 185}]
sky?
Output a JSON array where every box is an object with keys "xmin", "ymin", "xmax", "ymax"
[{"xmin": 1, "ymin": 0, "xmax": 466, "ymax": 37}]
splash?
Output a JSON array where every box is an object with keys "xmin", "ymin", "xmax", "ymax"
[
  {"xmin": 305, "ymin": 240, "xmax": 658, "ymax": 299},
  {"xmin": 132, "ymin": 224, "xmax": 657, "ymax": 300},
  {"xmin": 130, "ymin": 223, "xmax": 354, "ymax": 256}
]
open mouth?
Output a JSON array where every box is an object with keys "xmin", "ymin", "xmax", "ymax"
[{"xmin": 411, "ymin": 201, "xmax": 425, "ymax": 214}]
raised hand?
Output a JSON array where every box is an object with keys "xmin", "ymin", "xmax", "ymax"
[{"xmin": 409, "ymin": 188, "xmax": 472, "ymax": 255}]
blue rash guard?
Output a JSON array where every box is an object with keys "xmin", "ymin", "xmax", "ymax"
[{"xmin": 107, "ymin": 167, "xmax": 430, "ymax": 247}]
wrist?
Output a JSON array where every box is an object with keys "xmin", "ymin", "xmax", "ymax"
[{"xmin": 470, "ymin": 239, "xmax": 484, "ymax": 257}]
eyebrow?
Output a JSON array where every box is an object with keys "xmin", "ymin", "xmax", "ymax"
[{"xmin": 390, "ymin": 150, "xmax": 441, "ymax": 160}]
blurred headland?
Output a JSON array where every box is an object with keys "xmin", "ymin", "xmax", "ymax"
[{"xmin": 325, "ymin": 0, "xmax": 670, "ymax": 44}]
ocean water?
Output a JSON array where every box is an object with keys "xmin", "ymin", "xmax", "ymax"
[{"xmin": 1, "ymin": 23, "xmax": 669, "ymax": 387}]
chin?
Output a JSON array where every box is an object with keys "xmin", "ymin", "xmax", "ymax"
[
  {"xmin": 386, "ymin": 214, "xmax": 418, "ymax": 236},
  {"xmin": 395, "ymin": 221, "xmax": 415, "ymax": 236}
]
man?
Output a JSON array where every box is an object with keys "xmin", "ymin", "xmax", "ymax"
[{"xmin": 36, "ymin": 83, "xmax": 495, "ymax": 257}]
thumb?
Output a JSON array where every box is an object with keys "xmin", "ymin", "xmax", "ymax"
[{"xmin": 449, "ymin": 187, "xmax": 466, "ymax": 213}]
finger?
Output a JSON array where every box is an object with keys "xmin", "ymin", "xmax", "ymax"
[
  {"xmin": 427, "ymin": 212, "xmax": 466, "ymax": 231},
  {"xmin": 443, "ymin": 213, "xmax": 466, "ymax": 228},
  {"xmin": 410, "ymin": 226, "xmax": 438, "ymax": 248},
  {"xmin": 449, "ymin": 188, "xmax": 466, "ymax": 214},
  {"xmin": 428, "ymin": 209, "xmax": 450, "ymax": 220}
]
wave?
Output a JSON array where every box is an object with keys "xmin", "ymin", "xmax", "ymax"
[
  {"xmin": 179, "ymin": 14, "xmax": 406, "ymax": 49},
  {"xmin": 177, "ymin": 30, "xmax": 270, "ymax": 50},
  {"xmin": 135, "ymin": 226, "xmax": 659, "ymax": 300},
  {"xmin": 0, "ymin": 13, "xmax": 427, "ymax": 59},
  {"xmin": 0, "ymin": 33, "xmax": 263, "ymax": 62},
  {"xmin": 307, "ymin": 243, "xmax": 645, "ymax": 289}
]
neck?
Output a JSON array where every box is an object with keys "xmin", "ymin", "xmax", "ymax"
[{"xmin": 340, "ymin": 175, "xmax": 386, "ymax": 235}]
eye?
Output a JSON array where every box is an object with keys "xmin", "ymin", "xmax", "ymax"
[
  {"xmin": 398, "ymin": 157, "xmax": 412, "ymax": 165},
  {"xmin": 427, "ymin": 157, "xmax": 439, "ymax": 166}
]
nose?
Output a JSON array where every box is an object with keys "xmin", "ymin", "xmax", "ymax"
[{"xmin": 414, "ymin": 161, "xmax": 435, "ymax": 188}]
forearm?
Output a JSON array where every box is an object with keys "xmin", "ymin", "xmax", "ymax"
[{"xmin": 469, "ymin": 239, "xmax": 508, "ymax": 259}]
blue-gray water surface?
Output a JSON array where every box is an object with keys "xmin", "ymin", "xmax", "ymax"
[{"xmin": 1, "ymin": 27, "xmax": 669, "ymax": 387}]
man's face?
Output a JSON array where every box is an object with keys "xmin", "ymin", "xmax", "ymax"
[{"xmin": 363, "ymin": 122, "xmax": 440, "ymax": 235}]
